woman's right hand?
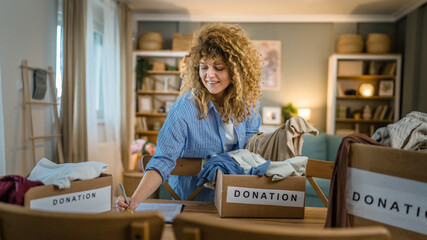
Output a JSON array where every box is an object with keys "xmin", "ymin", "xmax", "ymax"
[
  {"xmin": 115, "ymin": 196, "xmax": 139, "ymax": 213},
  {"xmin": 116, "ymin": 169, "xmax": 163, "ymax": 213}
]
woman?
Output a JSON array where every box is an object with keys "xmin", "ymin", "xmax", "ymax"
[{"xmin": 117, "ymin": 23, "xmax": 263, "ymax": 212}]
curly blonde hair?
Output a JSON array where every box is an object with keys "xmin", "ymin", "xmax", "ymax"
[{"xmin": 179, "ymin": 23, "xmax": 263, "ymax": 125}]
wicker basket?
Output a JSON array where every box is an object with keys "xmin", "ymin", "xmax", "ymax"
[
  {"xmin": 366, "ymin": 33, "xmax": 390, "ymax": 53},
  {"xmin": 337, "ymin": 34, "xmax": 363, "ymax": 53},
  {"xmin": 138, "ymin": 32, "xmax": 163, "ymax": 50}
]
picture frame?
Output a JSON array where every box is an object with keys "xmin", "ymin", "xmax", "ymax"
[
  {"xmin": 138, "ymin": 95, "xmax": 152, "ymax": 112},
  {"xmin": 165, "ymin": 100, "xmax": 175, "ymax": 112},
  {"xmin": 252, "ymin": 40, "xmax": 281, "ymax": 90},
  {"xmin": 262, "ymin": 107, "xmax": 282, "ymax": 125},
  {"xmin": 378, "ymin": 80, "xmax": 394, "ymax": 96}
]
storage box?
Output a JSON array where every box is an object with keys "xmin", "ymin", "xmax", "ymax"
[
  {"xmin": 337, "ymin": 60, "xmax": 363, "ymax": 75},
  {"xmin": 346, "ymin": 144, "xmax": 427, "ymax": 239},
  {"xmin": 214, "ymin": 170, "xmax": 306, "ymax": 218},
  {"xmin": 24, "ymin": 173, "xmax": 112, "ymax": 214}
]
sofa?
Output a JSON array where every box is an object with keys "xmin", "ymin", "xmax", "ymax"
[{"xmin": 302, "ymin": 132, "xmax": 342, "ymax": 207}]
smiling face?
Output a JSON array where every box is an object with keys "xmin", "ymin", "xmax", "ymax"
[{"xmin": 199, "ymin": 56, "xmax": 231, "ymax": 103}]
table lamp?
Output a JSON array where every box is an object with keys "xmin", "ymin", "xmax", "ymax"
[{"xmin": 298, "ymin": 108, "xmax": 311, "ymax": 122}]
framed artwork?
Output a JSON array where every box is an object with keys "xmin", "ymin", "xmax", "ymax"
[
  {"xmin": 252, "ymin": 40, "xmax": 281, "ymax": 90},
  {"xmin": 378, "ymin": 80, "xmax": 394, "ymax": 96},
  {"xmin": 138, "ymin": 96, "xmax": 152, "ymax": 112},
  {"xmin": 262, "ymin": 107, "xmax": 282, "ymax": 125},
  {"xmin": 165, "ymin": 100, "xmax": 175, "ymax": 112}
]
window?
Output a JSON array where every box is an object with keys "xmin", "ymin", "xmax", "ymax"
[
  {"xmin": 92, "ymin": 0, "xmax": 105, "ymax": 121},
  {"xmin": 56, "ymin": 0, "xmax": 63, "ymax": 114}
]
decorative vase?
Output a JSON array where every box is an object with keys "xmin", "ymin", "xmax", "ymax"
[{"xmin": 363, "ymin": 105, "xmax": 372, "ymax": 119}]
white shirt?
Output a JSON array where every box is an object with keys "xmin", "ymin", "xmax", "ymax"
[{"xmin": 224, "ymin": 121, "xmax": 237, "ymax": 152}]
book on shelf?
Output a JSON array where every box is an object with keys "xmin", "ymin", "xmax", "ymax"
[
  {"xmin": 373, "ymin": 105, "xmax": 383, "ymax": 120},
  {"xmin": 140, "ymin": 117, "xmax": 148, "ymax": 131},
  {"xmin": 382, "ymin": 105, "xmax": 393, "ymax": 120},
  {"xmin": 382, "ymin": 62, "xmax": 397, "ymax": 75},
  {"xmin": 336, "ymin": 82, "xmax": 345, "ymax": 97},
  {"xmin": 379, "ymin": 105, "xmax": 389, "ymax": 120},
  {"xmin": 135, "ymin": 117, "xmax": 148, "ymax": 131},
  {"xmin": 336, "ymin": 105, "xmax": 349, "ymax": 118},
  {"xmin": 387, "ymin": 107, "xmax": 394, "ymax": 120},
  {"xmin": 135, "ymin": 117, "xmax": 143, "ymax": 130}
]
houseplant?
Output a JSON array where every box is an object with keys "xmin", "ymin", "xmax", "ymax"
[{"xmin": 282, "ymin": 102, "xmax": 298, "ymax": 122}]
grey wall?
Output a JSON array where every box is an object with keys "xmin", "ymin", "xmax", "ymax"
[
  {"xmin": 400, "ymin": 4, "xmax": 427, "ymax": 116},
  {"xmin": 137, "ymin": 21, "xmax": 400, "ymax": 131},
  {"xmin": 0, "ymin": 63, "xmax": 5, "ymax": 175},
  {"xmin": 0, "ymin": 0, "xmax": 58, "ymax": 175}
]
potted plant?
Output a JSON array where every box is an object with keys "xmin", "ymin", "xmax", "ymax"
[
  {"xmin": 282, "ymin": 103, "xmax": 298, "ymax": 122},
  {"xmin": 136, "ymin": 58, "xmax": 150, "ymax": 91}
]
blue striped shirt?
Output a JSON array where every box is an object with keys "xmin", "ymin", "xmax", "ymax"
[{"xmin": 145, "ymin": 90, "xmax": 261, "ymax": 201}]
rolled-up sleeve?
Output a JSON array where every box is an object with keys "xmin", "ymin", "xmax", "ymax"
[
  {"xmin": 145, "ymin": 107, "xmax": 188, "ymax": 183},
  {"xmin": 245, "ymin": 105, "xmax": 261, "ymax": 143}
]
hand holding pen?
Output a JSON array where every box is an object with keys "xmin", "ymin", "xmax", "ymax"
[{"xmin": 117, "ymin": 182, "xmax": 135, "ymax": 214}]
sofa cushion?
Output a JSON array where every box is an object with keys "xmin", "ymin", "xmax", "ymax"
[
  {"xmin": 326, "ymin": 134, "xmax": 342, "ymax": 162},
  {"xmin": 301, "ymin": 132, "xmax": 327, "ymax": 161}
]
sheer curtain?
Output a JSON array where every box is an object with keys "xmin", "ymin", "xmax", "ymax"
[{"xmin": 86, "ymin": 0, "xmax": 123, "ymax": 191}]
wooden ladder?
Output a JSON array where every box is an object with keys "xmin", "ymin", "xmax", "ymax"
[{"xmin": 20, "ymin": 60, "xmax": 64, "ymax": 165}]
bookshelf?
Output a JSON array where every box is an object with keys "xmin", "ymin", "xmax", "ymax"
[
  {"xmin": 326, "ymin": 53, "xmax": 401, "ymax": 136},
  {"xmin": 132, "ymin": 50, "xmax": 187, "ymax": 144}
]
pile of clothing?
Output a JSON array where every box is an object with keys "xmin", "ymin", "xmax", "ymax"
[
  {"xmin": 0, "ymin": 159, "xmax": 108, "ymax": 205},
  {"xmin": 197, "ymin": 116, "xmax": 319, "ymax": 188}
]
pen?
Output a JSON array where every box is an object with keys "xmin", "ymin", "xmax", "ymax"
[{"xmin": 118, "ymin": 182, "xmax": 129, "ymax": 205}]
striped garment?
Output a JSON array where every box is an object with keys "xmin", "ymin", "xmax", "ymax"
[{"xmin": 145, "ymin": 90, "xmax": 261, "ymax": 201}]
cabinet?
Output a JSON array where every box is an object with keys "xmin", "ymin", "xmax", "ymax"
[
  {"xmin": 326, "ymin": 53, "xmax": 401, "ymax": 136},
  {"xmin": 132, "ymin": 50, "xmax": 187, "ymax": 143}
]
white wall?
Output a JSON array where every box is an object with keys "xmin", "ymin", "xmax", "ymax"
[{"xmin": 0, "ymin": 0, "xmax": 57, "ymax": 175}]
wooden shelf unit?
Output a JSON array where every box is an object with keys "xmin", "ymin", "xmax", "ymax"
[
  {"xmin": 132, "ymin": 50, "xmax": 187, "ymax": 144},
  {"xmin": 326, "ymin": 53, "xmax": 401, "ymax": 136}
]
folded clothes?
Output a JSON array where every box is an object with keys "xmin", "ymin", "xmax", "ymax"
[{"xmin": 28, "ymin": 158, "xmax": 109, "ymax": 189}]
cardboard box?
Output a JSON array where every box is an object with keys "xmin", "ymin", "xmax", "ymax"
[
  {"xmin": 24, "ymin": 173, "xmax": 112, "ymax": 214},
  {"xmin": 337, "ymin": 60, "xmax": 363, "ymax": 75},
  {"xmin": 215, "ymin": 170, "xmax": 306, "ymax": 218},
  {"xmin": 346, "ymin": 144, "xmax": 427, "ymax": 239}
]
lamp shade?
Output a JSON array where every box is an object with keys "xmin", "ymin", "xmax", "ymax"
[
  {"xmin": 359, "ymin": 83, "xmax": 375, "ymax": 97},
  {"xmin": 298, "ymin": 108, "xmax": 311, "ymax": 121}
]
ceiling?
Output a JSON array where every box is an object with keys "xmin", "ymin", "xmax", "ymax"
[{"xmin": 127, "ymin": 0, "xmax": 427, "ymax": 22}]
